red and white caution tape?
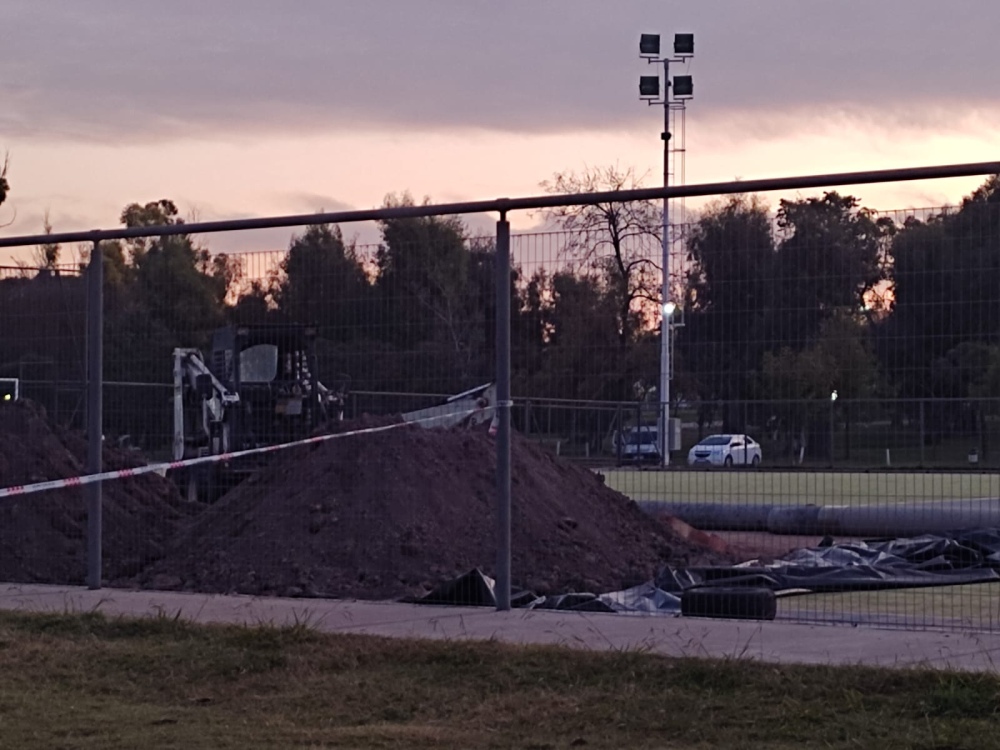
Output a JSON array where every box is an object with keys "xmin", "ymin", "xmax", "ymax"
[
  {"xmin": 488, "ymin": 400, "xmax": 513, "ymax": 437},
  {"xmin": 0, "ymin": 406, "xmax": 488, "ymax": 500}
]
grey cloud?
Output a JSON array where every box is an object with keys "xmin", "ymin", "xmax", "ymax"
[
  {"xmin": 0, "ymin": 206, "xmax": 97, "ymax": 267},
  {"xmin": 279, "ymin": 193, "xmax": 356, "ymax": 215},
  {"xmin": 3, "ymin": 0, "xmax": 999, "ymax": 144},
  {"xmin": 203, "ymin": 217, "xmax": 501, "ymax": 257},
  {"xmin": 204, "ymin": 227, "xmax": 300, "ymax": 256},
  {"xmin": 183, "ymin": 199, "xmax": 363, "ymax": 254},
  {"xmin": 2, "ymin": 205, "xmax": 95, "ymax": 241}
]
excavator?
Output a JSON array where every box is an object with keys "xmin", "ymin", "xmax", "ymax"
[{"xmin": 172, "ymin": 323, "xmax": 495, "ymax": 500}]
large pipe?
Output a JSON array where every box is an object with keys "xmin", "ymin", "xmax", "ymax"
[
  {"xmin": 645, "ymin": 501, "xmax": 774, "ymax": 531},
  {"xmin": 648, "ymin": 499, "xmax": 1000, "ymax": 537}
]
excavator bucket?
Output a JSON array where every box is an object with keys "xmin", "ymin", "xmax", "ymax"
[{"xmin": 401, "ymin": 383, "xmax": 496, "ymax": 430}]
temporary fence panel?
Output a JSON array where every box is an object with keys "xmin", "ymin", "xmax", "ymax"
[{"xmin": 0, "ymin": 165, "xmax": 998, "ymax": 630}]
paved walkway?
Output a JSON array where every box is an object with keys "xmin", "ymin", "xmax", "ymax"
[{"xmin": 2, "ymin": 583, "xmax": 999, "ymax": 673}]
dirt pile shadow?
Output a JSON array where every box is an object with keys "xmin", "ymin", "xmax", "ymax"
[{"xmin": 0, "ymin": 400, "xmax": 197, "ymax": 585}]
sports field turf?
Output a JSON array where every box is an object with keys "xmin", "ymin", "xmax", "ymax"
[
  {"xmin": 781, "ymin": 583, "xmax": 1000, "ymax": 631},
  {"xmin": 604, "ymin": 469, "xmax": 1000, "ymax": 629},
  {"xmin": 602, "ymin": 469, "xmax": 1000, "ymax": 507}
]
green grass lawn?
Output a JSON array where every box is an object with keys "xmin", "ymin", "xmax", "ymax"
[
  {"xmin": 602, "ymin": 469, "xmax": 1000, "ymax": 507},
  {"xmin": 3, "ymin": 609, "xmax": 1000, "ymax": 749}
]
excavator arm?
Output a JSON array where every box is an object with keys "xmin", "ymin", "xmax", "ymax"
[{"xmin": 172, "ymin": 348, "xmax": 240, "ymax": 461}]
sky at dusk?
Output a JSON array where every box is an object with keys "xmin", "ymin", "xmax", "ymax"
[{"xmin": 2, "ymin": 0, "xmax": 999, "ymax": 262}]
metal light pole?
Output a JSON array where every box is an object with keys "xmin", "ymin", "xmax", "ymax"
[
  {"xmin": 640, "ymin": 33, "xmax": 693, "ymax": 467},
  {"xmin": 659, "ymin": 52, "xmax": 671, "ymax": 471}
]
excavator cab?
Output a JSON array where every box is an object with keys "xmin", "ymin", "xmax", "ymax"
[
  {"xmin": 172, "ymin": 323, "xmax": 350, "ymax": 501},
  {"xmin": 172, "ymin": 322, "xmax": 493, "ymax": 504},
  {"xmin": 207, "ymin": 324, "xmax": 345, "ymax": 451}
]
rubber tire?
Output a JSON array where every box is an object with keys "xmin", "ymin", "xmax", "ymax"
[
  {"xmin": 751, "ymin": 454, "xmax": 761, "ymax": 467},
  {"xmin": 681, "ymin": 587, "xmax": 777, "ymax": 620},
  {"xmin": 724, "ymin": 455, "xmax": 733, "ymax": 467}
]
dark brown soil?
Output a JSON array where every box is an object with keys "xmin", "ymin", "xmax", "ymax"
[
  {"xmin": 0, "ymin": 400, "xmax": 197, "ymax": 585},
  {"xmin": 139, "ymin": 415, "xmax": 737, "ymax": 599}
]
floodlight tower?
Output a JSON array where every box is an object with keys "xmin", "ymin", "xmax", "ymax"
[{"xmin": 639, "ymin": 32, "xmax": 693, "ymax": 467}]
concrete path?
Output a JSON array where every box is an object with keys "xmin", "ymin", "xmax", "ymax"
[{"xmin": 2, "ymin": 583, "xmax": 999, "ymax": 673}]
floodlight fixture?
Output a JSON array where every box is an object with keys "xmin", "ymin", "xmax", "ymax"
[
  {"xmin": 663, "ymin": 301, "xmax": 677, "ymax": 317},
  {"xmin": 640, "ymin": 33, "xmax": 660, "ymax": 56},
  {"xmin": 673, "ymin": 75, "xmax": 693, "ymax": 98},
  {"xmin": 674, "ymin": 33, "xmax": 694, "ymax": 56},
  {"xmin": 830, "ymin": 390, "xmax": 839, "ymax": 402},
  {"xmin": 639, "ymin": 76, "xmax": 660, "ymax": 98}
]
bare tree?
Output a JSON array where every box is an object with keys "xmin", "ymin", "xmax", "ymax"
[
  {"xmin": 0, "ymin": 153, "xmax": 7, "ymax": 200},
  {"xmin": 32, "ymin": 211, "xmax": 61, "ymax": 271},
  {"xmin": 0, "ymin": 151, "xmax": 13, "ymax": 228},
  {"xmin": 539, "ymin": 165, "xmax": 662, "ymax": 344}
]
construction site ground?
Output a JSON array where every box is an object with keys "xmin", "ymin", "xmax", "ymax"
[
  {"xmin": 0, "ymin": 400, "xmax": 743, "ymax": 600},
  {"xmin": 4, "ymin": 400, "xmax": 1000, "ymax": 665},
  {"xmin": 3, "ymin": 583, "xmax": 1000, "ymax": 673}
]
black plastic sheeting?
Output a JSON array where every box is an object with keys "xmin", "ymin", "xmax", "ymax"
[
  {"xmin": 404, "ymin": 569, "xmax": 680, "ymax": 613},
  {"xmin": 409, "ymin": 529, "xmax": 1000, "ymax": 614}
]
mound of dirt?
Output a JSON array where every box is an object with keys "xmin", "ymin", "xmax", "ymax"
[
  {"xmin": 0, "ymin": 400, "xmax": 197, "ymax": 585},
  {"xmin": 139, "ymin": 415, "xmax": 736, "ymax": 599}
]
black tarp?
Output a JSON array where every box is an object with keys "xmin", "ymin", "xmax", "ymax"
[
  {"xmin": 410, "ymin": 529, "xmax": 1000, "ymax": 614},
  {"xmin": 407, "ymin": 570, "xmax": 683, "ymax": 613}
]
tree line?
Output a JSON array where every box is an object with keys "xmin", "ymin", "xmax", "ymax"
[{"xmin": 1, "ymin": 171, "xmax": 998, "ymax": 456}]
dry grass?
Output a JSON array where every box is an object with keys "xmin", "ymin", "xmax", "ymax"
[{"xmin": 1, "ymin": 609, "xmax": 1000, "ymax": 748}]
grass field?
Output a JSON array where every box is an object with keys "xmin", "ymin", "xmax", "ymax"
[
  {"xmin": 602, "ymin": 469, "xmax": 1000, "ymax": 507},
  {"xmin": 3, "ymin": 609, "xmax": 1000, "ymax": 749},
  {"xmin": 777, "ymin": 584, "xmax": 1000, "ymax": 631},
  {"xmin": 603, "ymin": 469, "xmax": 1000, "ymax": 630}
]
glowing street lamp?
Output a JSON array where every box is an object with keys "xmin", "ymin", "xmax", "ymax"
[{"xmin": 0, "ymin": 378, "xmax": 18, "ymax": 402}]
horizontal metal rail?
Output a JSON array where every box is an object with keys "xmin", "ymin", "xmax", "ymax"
[{"xmin": 1, "ymin": 161, "xmax": 997, "ymax": 249}]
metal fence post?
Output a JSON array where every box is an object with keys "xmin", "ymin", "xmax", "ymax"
[
  {"xmin": 978, "ymin": 401, "xmax": 985, "ymax": 463},
  {"xmin": 86, "ymin": 239, "xmax": 103, "ymax": 589},
  {"xmin": 743, "ymin": 400, "xmax": 749, "ymax": 467},
  {"xmin": 829, "ymin": 400, "xmax": 835, "ymax": 468},
  {"xmin": 614, "ymin": 403, "xmax": 623, "ymax": 465},
  {"xmin": 919, "ymin": 399, "xmax": 926, "ymax": 467},
  {"xmin": 495, "ymin": 216, "xmax": 512, "ymax": 611}
]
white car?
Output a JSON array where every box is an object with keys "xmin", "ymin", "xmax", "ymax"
[{"xmin": 687, "ymin": 434, "xmax": 762, "ymax": 468}]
